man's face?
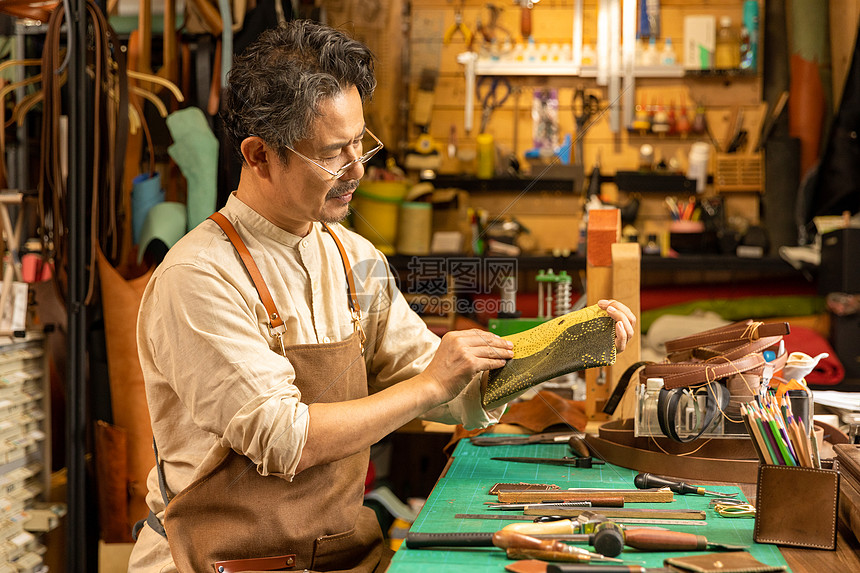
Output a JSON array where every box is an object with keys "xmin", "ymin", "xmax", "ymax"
[{"xmin": 267, "ymin": 86, "xmax": 367, "ymax": 235}]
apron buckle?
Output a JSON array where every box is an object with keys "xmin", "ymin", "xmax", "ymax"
[
  {"xmin": 351, "ymin": 309, "xmax": 366, "ymax": 350},
  {"xmin": 268, "ymin": 322, "xmax": 287, "ymax": 356}
]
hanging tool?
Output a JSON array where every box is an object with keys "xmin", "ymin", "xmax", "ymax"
[
  {"xmin": 492, "ymin": 456, "xmax": 604, "ymax": 468},
  {"xmin": 477, "ymin": 2, "xmax": 514, "ymax": 47},
  {"xmin": 478, "ymin": 76, "xmax": 512, "ymax": 133},
  {"xmin": 572, "ymin": 87, "xmax": 600, "ymax": 165},
  {"xmin": 633, "ymin": 473, "xmax": 740, "ymax": 498},
  {"xmin": 471, "ymin": 431, "xmax": 583, "ymax": 446},
  {"xmin": 514, "ymin": 0, "xmax": 541, "ymax": 40},
  {"xmin": 444, "ymin": 0, "xmax": 473, "ymax": 45},
  {"xmin": 457, "ymin": 51, "xmax": 478, "ymax": 134}
]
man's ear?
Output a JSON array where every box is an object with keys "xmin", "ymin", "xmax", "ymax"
[{"xmin": 240, "ymin": 136, "xmax": 272, "ymax": 178}]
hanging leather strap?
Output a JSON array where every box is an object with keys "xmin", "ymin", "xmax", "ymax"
[{"xmin": 208, "ymin": 212, "xmax": 287, "ymax": 351}]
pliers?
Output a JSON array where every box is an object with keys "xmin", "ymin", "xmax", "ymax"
[{"xmin": 444, "ymin": 3, "xmax": 472, "ymax": 45}]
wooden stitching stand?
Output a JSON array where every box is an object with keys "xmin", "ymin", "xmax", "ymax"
[{"xmin": 584, "ymin": 208, "xmax": 642, "ymax": 420}]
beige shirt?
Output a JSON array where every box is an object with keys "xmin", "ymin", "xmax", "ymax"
[{"xmin": 128, "ymin": 194, "xmax": 499, "ymax": 572}]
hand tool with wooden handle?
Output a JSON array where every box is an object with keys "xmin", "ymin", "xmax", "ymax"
[
  {"xmin": 633, "ymin": 473, "xmax": 739, "ymax": 497},
  {"xmin": 620, "ymin": 528, "xmax": 746, "ymax": 552},
  {"xmin": 494, "ymin": 531, "xmax": 624, "ymax": 563},
  {"xmin": 405, "ymin": 530, "xmax": 622, "ymax": 563},
  {"xmin": 505, "ymin": 559, "xmax": 672, "ymax": 573}
]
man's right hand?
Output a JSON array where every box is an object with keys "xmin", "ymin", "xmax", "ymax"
[{"xmin": 421, "ymin": 329, "xmax": 514, "ymax": 403}]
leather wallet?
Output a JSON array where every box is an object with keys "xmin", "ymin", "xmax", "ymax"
[
  {"xmin": 665, "ymin": 551, "xmax": 786, "ymax": 573},
  {"xmin": 481, "ymin": 305, "xmax": 616, "ymax": 409},
  {"xmin": 834, "ymin": 444, "xmax": 860, "ymax": 545},
  {"xmin": 753, "ymin": 462, "xmax": 840, "ymax": 550}
]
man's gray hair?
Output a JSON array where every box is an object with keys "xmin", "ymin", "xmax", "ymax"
[{"xmin": 221, "ymin": 20, "xmax": 377, "ymax": 163}]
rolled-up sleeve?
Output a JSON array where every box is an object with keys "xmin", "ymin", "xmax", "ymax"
[
  {"xmin": 140, "ymin": 262, "xmax": 308, "ymax": 479},
  {"xmin": 364, "ymin": 258, "xmax": 502, "ymax": 430}
]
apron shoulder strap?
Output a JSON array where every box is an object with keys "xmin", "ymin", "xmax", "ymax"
[
  {"xmin": 208, "ymin": 212, "xmax": 286, "ymax": 342},
  {"xmin": 321, "ymin": 223, "xmax": 361, "ymax": 315}
]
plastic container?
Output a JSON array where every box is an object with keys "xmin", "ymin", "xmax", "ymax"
[
  {"xmin": 352, "ymin": 182, "xmax": 409, "ymax": 255},
  {"xmin": 476, "ymin": 133, "xmax": 496, "ymax": 179},
  {"xmin": 635, "ymin": 377, "xmax": 665, "ymax": 437},
  {"xmin": 686, "ymin": 142, "xmax": 711, "ymax": 193},
  {"xmin": 396, "ymin": 202, "xmax": 432, "ymax": 255}
]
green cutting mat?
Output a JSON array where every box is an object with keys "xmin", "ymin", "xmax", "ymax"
[{"xmin": 388, "ymin": 438, "xmax": 790, "ymax": 572}]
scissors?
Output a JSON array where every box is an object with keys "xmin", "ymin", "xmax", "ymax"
[{"xmin": 478, "ymin": 76, "xmax": 511, "ymax": 133}]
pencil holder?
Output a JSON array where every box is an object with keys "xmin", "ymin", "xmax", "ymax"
[{"xmin": 753, "ymin": 461, "xmax": 840, "ymax": 550}]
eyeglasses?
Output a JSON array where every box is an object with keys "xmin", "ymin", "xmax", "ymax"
[{"xmin": 284, "ymin": 128, "xmax": 384, "ymax": 180}]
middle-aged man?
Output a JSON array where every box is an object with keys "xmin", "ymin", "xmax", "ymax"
[{"xmin": 128, "ymin": 20, "xmax": 636, "ymax": 573}]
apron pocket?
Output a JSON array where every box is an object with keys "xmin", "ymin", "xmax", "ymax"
[{"xmin": 310, "ymin": 507, "xmax": 385, "ymax": 572}]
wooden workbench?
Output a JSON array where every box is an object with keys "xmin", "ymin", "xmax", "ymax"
[{"xmin": 387, "ymin": 436, "xmax": 860, "ymax": 573}]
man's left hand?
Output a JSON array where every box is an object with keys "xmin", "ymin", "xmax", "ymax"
[{"xmin": 597, "ymin": 299, "xmax": 636, "ymax": 353}]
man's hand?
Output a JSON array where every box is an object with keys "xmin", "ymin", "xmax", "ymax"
[
  {"xmin": 422, "ymin": 329, "xmax": 514, "ymax": 403},
  {"xmin": 598, "ymin": 299, "xmax": 637, "ymax": 352}
]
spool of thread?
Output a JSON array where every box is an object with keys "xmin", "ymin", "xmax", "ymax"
[
  {"xmin": 476, "ymin": 133, "xmax": 495, "ymax": 179},
  {"xmin": 396, "ymin": 202, "xmax": 433, "ymax": 255}
]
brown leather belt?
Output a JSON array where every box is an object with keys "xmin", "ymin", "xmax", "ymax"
[{"xmin": 584, "ymin": 419, "xmax": 760, "ymax": 484}]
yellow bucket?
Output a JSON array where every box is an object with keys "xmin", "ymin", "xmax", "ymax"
[{"xmin": 352, "ymin": 182, "xmax": 408, "ymax": 254}]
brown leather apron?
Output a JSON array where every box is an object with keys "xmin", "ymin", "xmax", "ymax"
[{"xmin": 158, "ymin": 215, "xmax": 386, "ymax": 572}]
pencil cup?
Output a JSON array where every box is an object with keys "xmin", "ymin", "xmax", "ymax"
[{"xmin": 753, "ymin": 461, "xmax": 840, "ymax": 550}]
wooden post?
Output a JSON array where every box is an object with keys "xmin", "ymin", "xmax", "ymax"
[
  {"xmin": 610, "ymin": 242, "xmax": 642, "ymax": 420},
  {"xmin": 585, "ymin": 208, "xmax": 620, "ymax": 419}
]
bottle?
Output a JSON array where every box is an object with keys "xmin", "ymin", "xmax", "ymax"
[
  {"xmin": 642, "ymin": 37, "xmax": 659, "ymax": 66},
  {"xmin": 660, "ymin": 38, "xmax": 676, "ymax": 66},
  {"xmin": 740, "ymin": 0, "xmax": 759, "ymax": 70},
  {"xmin": 715, "ymin": 16, "xmax": 740, "ymax": 69},
  {"xmin": 636, "ymin": 377, "xmax": 665, "ymax": 436},
  {"xmin": 581, "ymin": 43, "xmax": 596, "ymax": 66}
]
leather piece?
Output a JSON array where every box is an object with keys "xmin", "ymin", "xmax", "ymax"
[
  {"xmin": 497, "ymin": 391, "xmax": 588, "ymax": 434},
  {"xmin": 754, "ymin": 463, "xmax": 840, "ymax": 549},
  {"xmin": 97, "ymin": 249, "xmax": 155, "ymax": 536},
  {"xmin": 94, "ymin": 421, "xmax": 133, "ymax": 542},
  {"xmin": 665, "ymin": 551, "xmax": 787, "ymax": 572},
  {"xmin": 483, "ymin": 305, "xmax": 616, "ymax": 409}
]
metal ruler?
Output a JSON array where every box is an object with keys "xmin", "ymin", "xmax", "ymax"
[{"xmin": 454, "ymin": 514, "xmax": 708, "ymax": 526}]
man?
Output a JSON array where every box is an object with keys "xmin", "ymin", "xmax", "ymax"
[{"xmin": 128, "ymin": 20, "xmax": 635, "ymax": 573}]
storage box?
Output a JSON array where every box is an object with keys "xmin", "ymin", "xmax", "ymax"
[
  {"xmin": 754, "ymin": 461, "xmax": 840, "ymax": 550},
  {"xmin": 684, "ymin": 16, "xmax": 716, "ymax": 70}
]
